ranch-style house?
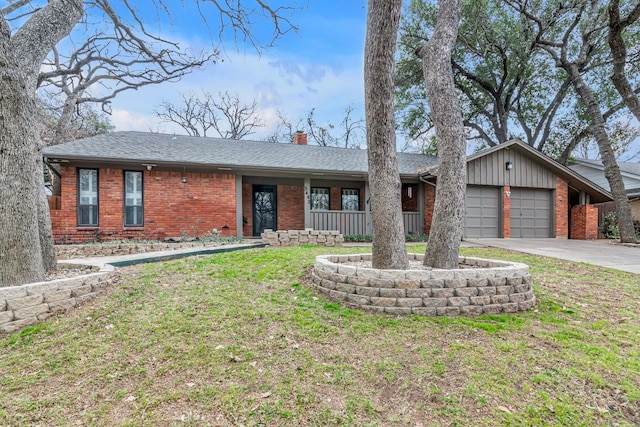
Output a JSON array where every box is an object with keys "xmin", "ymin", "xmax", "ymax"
[{"xmin": 42, "ymin": 131, "xmax": 612, "ymax": 244}]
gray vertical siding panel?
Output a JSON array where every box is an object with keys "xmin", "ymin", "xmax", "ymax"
[{"xmin": 467, "ymin": 148, "xmax": 556, "ymax": 188}]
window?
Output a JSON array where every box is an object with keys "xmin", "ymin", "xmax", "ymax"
[
  {"xmin": 78, "ymin": 169, "xmax": 98, "ymax": 226},
  {"xmin": 341, "ymin": 188, "xmax": 360, "ymax": 211},
  {"xmin": 311, "ymin": 187, "xmax": 329, "ymax": 210},
  {"xmin": 124, "ymin": 171, "xmax": 143, "ymax": 226}
]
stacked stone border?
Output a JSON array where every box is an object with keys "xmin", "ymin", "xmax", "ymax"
[
  {"xmin": 311, "ymin": 253, "xmax": 535, "ymax": 316},
  {"xmin": 261, "ymin": 229, "xmax": 344, "ymax": 247},
  {"xmin": 0, "ymin": 264, "xmax": 117, "ymax": 334}
]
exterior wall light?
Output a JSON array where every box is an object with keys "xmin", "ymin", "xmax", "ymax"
[{"xmin": 506, "ymin": 161, "xmax": 513, "ymax": 170}]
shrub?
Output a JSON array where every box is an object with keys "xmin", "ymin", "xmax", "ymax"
[{"xmin": 598, "ymin": 212, "xmax": 620, "ymax": 239}]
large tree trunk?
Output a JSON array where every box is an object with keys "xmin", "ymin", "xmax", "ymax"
[
  {"xmin": 364, "ymin": 0, "xmax": 409, "ymax": 270},
  {"xmin": 0, "ymin": 0, "xmax": 84, "ymax": 286},
  {"xmin": 567, "ymin": 63, "xmax": 637, "ymax": 243},
  {"xmin": 419, "ymin": 0, "xmax": 466, "ymax": 269},
  {"xmin": 0, "ymin": 61, "xmax": 46, "ymax": 286}
]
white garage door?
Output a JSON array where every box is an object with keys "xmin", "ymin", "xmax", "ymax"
[
  {"xmin": 465, "ymin": 186, "xmax": 500, "ymax": 238},
  {"xmin": 510, "ymin": 188, "xmax": 552, "ymax": 238}
]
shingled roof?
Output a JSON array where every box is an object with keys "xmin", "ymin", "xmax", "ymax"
[{"xmin": 42, "ymin": 131, "xmax": 436, "ymax": 178}]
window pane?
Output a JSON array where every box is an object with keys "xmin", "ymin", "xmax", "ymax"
[
  {"xmin": 78, "ymin": 169, "xmax": 98, "ymax": 226},
  {"xmin": 341, "ymin": 189, "xmax": 359, "ymax": 211},
  {"xmin": 311, "ymin": 188, "xmax": 329, "ymax": 210},
  {"xmin": 79, "ymin": 205, "xmax": 98, "ymax": 225},
  {"xmin": 124, "ymin": 171, "xmax": 143, "ymax": 226},
  {"xmin": 125, "ymin": 206, "xmax": 143, "ymax": 226}
]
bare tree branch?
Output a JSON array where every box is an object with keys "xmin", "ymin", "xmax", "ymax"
[
  {"xmin": 156, "ymin": 91, "xmax": 266, "ymax": 139},
  {"xmin": 608, "ymin": 0, "xmax": 640, "ymax": 122}
]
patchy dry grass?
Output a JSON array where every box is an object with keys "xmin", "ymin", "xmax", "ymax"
[{"xmin": 1, "ymin": 245, "xmax": 639, "ymax": 426}]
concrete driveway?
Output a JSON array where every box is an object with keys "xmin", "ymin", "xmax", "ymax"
[{"xmin": 464, "ymin": 238, "xmax": 640, "ymax": 274}]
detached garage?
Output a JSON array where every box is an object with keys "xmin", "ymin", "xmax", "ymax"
[{"xmin": 421, "ymin": 139, "xmax": 613, "ymax": 239}]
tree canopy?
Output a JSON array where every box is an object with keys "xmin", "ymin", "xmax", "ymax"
[{"xmin": 396, "ymin": 0, "xmax": 640, "ymax": 162}]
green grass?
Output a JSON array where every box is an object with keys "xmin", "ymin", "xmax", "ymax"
[{"xmin": 1, "ymin": 245, "xmax": 639, "ymax": 426}]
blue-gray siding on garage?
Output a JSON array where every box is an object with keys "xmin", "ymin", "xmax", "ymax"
[{"xmin": 467, "ymin": 148, "xmax": 557, "ymax": 188}]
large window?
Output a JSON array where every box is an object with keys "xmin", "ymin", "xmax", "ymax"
[
  {"xmin": 341, "ymin": 188, "xmax": 360, "ymax": 211},
  {"xmin": 124, "ymin": 171, "xmax": 143, "ymax": 226},
  {"xmin": 311, "ymin": 187, "xmax": 329, "ymax": 210},
  {"xmin": 78, "ymin": 169, "xmax": 98, "ymax": 226}
]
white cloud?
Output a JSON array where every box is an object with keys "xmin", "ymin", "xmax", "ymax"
[{"xmin": 107, "ymin": 51, "xmax": 365, "ymax": 141}]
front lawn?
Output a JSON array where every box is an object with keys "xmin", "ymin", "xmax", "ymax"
[{"xmin": 1, "ymin": 246, "xmax": 638, "ymax": 426}]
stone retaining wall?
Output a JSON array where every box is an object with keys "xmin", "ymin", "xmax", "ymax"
[
  {"xmin": 0, "ymin": 265, "xmax": 117, "ymax": 334},
  {"xmin": 311, "ymin": 254, "xmax": 535, "ymax": 316},
  {"xmin": 261, "ymin": 229, "xmax": 344, "ymax": 247}
]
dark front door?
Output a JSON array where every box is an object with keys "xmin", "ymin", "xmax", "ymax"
[{"xmin": 253, "ymin": 185, "xmax": 277, "ymax": 236}]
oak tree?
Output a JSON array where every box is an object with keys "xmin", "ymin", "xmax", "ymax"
[
  {"xmin": 364, "ymin": 0, "xmax": 409, "ymax": 269},
  {"xmin": 0, "ymin": 0, "xmax": 297, "ymax": 286},
  {"xmin": 418, "ymin": 0, "xmax": 466, "ymax": 269}
]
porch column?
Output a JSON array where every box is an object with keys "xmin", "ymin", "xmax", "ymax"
[
  {"xmin": 365, "ymin": 181, "xmax": 372, "ymax": 235},
  {"xmin": 304, "ymin": 177, "xmax": 311, "ymax": 229},
  {"xmin": 579, "ymin": 191, "xmax": 590, "ymax": 205},
  {"xmin": 236, "ymin": 175, "xmax": 243, "ymax": 239}
]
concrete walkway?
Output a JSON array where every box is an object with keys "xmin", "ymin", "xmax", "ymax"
[
  {"xmin": 464, "ymin": 238, "xmax": 640, "ymax": 274},
  {"xmin": 60, "ymin": 242, "xmax": 266, "ymax": 268}
]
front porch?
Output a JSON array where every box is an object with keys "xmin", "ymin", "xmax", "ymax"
[{"xmin": 237, "ymin": 175, "xmax": 426, "ymax": 239}]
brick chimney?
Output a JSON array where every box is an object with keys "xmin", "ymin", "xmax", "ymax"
[{"xmin": 293, "ymin": 131, "xmax": 308, "ymax": 145}]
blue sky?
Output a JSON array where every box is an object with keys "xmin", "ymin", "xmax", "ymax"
[{"xmin": 109, "ymin": 1, "xmax": 369, "ymax": 141}]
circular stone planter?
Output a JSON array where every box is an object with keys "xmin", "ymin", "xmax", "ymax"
[{"xmin": 311, "ymin": 254, "xmax": 535, "ymax": 316}]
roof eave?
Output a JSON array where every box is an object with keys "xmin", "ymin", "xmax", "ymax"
[{"xmin": 44, "ymin": 154, "xmax": 423, "ymax": 181}]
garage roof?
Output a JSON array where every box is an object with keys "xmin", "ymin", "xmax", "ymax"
[{"xmin": 420, "ymin": 139, "xmax": 613, "ymax": 203}]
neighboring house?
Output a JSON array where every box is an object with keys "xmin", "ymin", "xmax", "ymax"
[
  {"xmin": 568, "ymin": 158, "xmax": 640, "ymax": 221},
  {"xmin": 42, "ymin": 132, "xmax": 611, "ymax": 244}
]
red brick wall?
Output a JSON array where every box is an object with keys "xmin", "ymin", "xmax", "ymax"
[
  {"xmin": 242, "ymin": 183, "xmax": 253, "ymax": 236},
  {"xmin": 277, "ymin": 185, "xmax": 305, "ymax": 230},
  {"xmin": 330, "ymin": 188, "xmax": 341, "ymax": 210},
  {"xmin": 50, "ymin": 167, "xmax": 237, "ymax": 243},
  {"xmin": 424, "ymin": 184, "xmax": 436, "ymax": 235},
  {"xmin": 570, "ymin": 205, "xmax": 598, "ymax": 239},
  {"xmin": 555, "ymin": 178, "xmax": 569, "ymax": 238},
  {"xmin": 503, "ymin": 186, "xmax": 511, "ymax": 238}
]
